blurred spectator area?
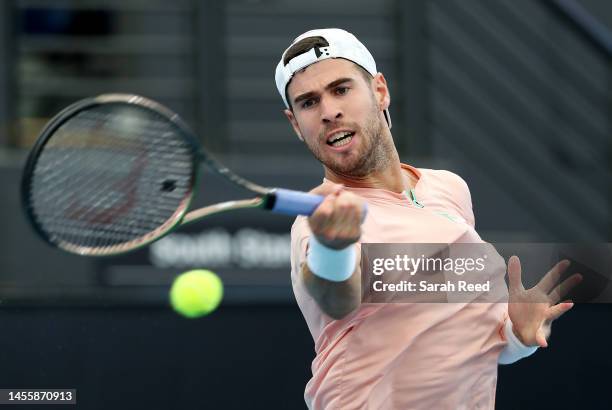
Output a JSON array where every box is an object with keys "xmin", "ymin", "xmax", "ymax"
[{"xmin": 0, "ymin": 0, "xmax": 611, "ymax": 242}]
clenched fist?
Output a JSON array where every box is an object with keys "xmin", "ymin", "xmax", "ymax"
[{"xmin": 308, "ymin": 183, "xmax": 366, "ymax": 250}]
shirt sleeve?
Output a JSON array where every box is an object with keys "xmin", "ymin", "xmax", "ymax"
[
  {"xmin": 290, "ymin": 216, "xmax": 311, "ymax": 285},
  {"xmin": 453, "ymin": 173, "xmax": 476, "ymax": 229},
  {"xmin": 437, "ymin": 170, "xmax": 476, "ymax": 229}
]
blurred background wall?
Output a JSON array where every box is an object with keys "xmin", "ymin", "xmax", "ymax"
[{"xmin": 0, "ymin": 0, "xmax": 611, "ymax": 408}]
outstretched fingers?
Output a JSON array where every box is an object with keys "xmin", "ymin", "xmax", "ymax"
[
  {"xmin": 548, "ymin": 273, "xmax": 583, "ymax": 304},
  {"xmin": 507, "ymin": 255, "xmax": 524, "ymax": 293},
  {"xmin": 537, "ymin": 259, "xmax": 570, "ymax": 293},
  {"xmin": 547, "ymin": 301, "xmax": 575, "ymax": 321}
]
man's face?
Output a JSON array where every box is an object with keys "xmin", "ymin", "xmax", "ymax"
[{"xmin": 285, "ymin": 58, "xmax": 390, "ymax": 177}]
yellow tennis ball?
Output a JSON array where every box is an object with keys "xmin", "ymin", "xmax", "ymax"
[{"xmin": 170, "ymin": 270, "xmax": 223, "ymax": 318}]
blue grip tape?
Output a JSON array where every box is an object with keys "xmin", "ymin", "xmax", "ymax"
[{"xmin": 271, "ymin": 189, "xmax": 324, "ymax": 216}]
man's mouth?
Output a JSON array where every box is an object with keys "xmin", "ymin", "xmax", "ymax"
[{"xmin": 326, "ymin": 131, "xmax": 355, "ymax": 148}]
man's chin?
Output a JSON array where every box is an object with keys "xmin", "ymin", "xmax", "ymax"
[
  {"xmin": 316, "ymin": 144, "xmax": 377, "ymax": 177},
  {"xmin": 325, "ymin": 158, "xmax": 374, "ymax": 178}
]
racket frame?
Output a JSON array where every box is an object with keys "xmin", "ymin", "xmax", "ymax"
[
  {"xmin": 22, "ymin": 94, "xmax": 321, "ymax": 257},
  {"xmin": 21, "ymin": 94, "xmax": 272, "ymax": 256}
]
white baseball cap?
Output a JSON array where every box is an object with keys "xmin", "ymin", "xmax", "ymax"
[{"xmin": 275, "ymin": 28, "xmax": 378, "ymax": 108}]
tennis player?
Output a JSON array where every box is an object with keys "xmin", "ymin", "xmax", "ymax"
[{"xmin": 277, "ymin": 29, "xmax": 581, "ymax": 409}]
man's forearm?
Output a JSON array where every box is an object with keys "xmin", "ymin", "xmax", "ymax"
[{"xmin": 302, "ymin": 263, "xmax": 361, "ymax": 320}]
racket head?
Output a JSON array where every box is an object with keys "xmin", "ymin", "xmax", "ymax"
[{"xmin": 21, "ymin": 94, "xmax": 200, "ymax": 256}]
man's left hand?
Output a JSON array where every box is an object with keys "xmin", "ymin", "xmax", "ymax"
[{"xmin": 507, "ymin": 256, "xmax": 582, "ymax": 347}]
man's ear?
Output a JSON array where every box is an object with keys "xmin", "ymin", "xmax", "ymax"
[
  {"xmin": 373, "ymin": 73, "xmax": 391, "ymax": 111},
  {"xmin": 284, "ymin": 109, "xmax": 304, "ymax": 141}
]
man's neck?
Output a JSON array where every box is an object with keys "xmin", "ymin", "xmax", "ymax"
[{"xmin": 324, "ymin": 159, "xmax": 414, "ymax": 193}]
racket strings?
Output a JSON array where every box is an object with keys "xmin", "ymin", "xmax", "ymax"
[
  {"xmin": 33, "ymin": 156, "xmax": 189, "ymax": 247},
  {"xmin": 28, "ymin": 104, "xmax": 197, "ymax": 252}
]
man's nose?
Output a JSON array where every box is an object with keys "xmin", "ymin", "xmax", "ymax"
[{"xmin": 320, "ymin": 98, "xmax": 343, "ymax": 123}]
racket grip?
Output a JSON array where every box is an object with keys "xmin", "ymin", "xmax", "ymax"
[
  {"xmin": 269, "ymin": 189, "xmax": 323, "ymax": 216},
  {"xmin": 269, "ymin": 188, "xmax": 368, "ymax": 219}
]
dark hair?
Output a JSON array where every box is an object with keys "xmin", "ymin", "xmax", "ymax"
[
  {"xmin": 284, "ymin": 36, "xmax": 329, "ymax": 65},
  {"xmin": 283, "ymin": 36, "xmax": 373, "ymax": 109}
]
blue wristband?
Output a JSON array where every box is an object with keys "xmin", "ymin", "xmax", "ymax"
[{"xmin": 306, "ymin": 236, "xmax": 357, "ymax": 282}]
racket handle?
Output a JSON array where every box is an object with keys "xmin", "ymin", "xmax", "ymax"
[
  {"xmin": 269, "ymin": 189, "xmax": 368, "ymax": 218},
  {"xmin": 269, "ymin": 189, "xmax": 323, "ymax": 216}
]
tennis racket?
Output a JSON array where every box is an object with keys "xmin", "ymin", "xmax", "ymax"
[{"xmin": 21, "ymin": 94, "xmax": 335, "ymax": 256}]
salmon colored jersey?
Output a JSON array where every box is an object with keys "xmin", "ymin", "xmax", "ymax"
[{"xmin": 290, "ymin": 164, "xmax": 509, "ymax": 409}]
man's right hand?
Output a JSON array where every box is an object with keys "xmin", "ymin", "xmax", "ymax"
[{"xmin": 308, "ymin": 183, "xmax": 365, "ymax": 250}]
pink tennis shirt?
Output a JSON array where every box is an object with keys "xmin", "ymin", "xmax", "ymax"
[{"xmin": 290, "ymin": 164, "xmax": 509, "ymax": 409}]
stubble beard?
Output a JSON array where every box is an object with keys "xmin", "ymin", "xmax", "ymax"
[{"xmin": 305, "ymin": 103, "xmax": 393, "ymax": 178}]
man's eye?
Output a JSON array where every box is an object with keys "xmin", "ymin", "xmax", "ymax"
[
  {"xmin": 336, "ymin": 87, "xmax": 349, "ymax": 95},
  {"xmin": 302, "ymin": 99, "xmax": 316, "ymax": 109}
]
